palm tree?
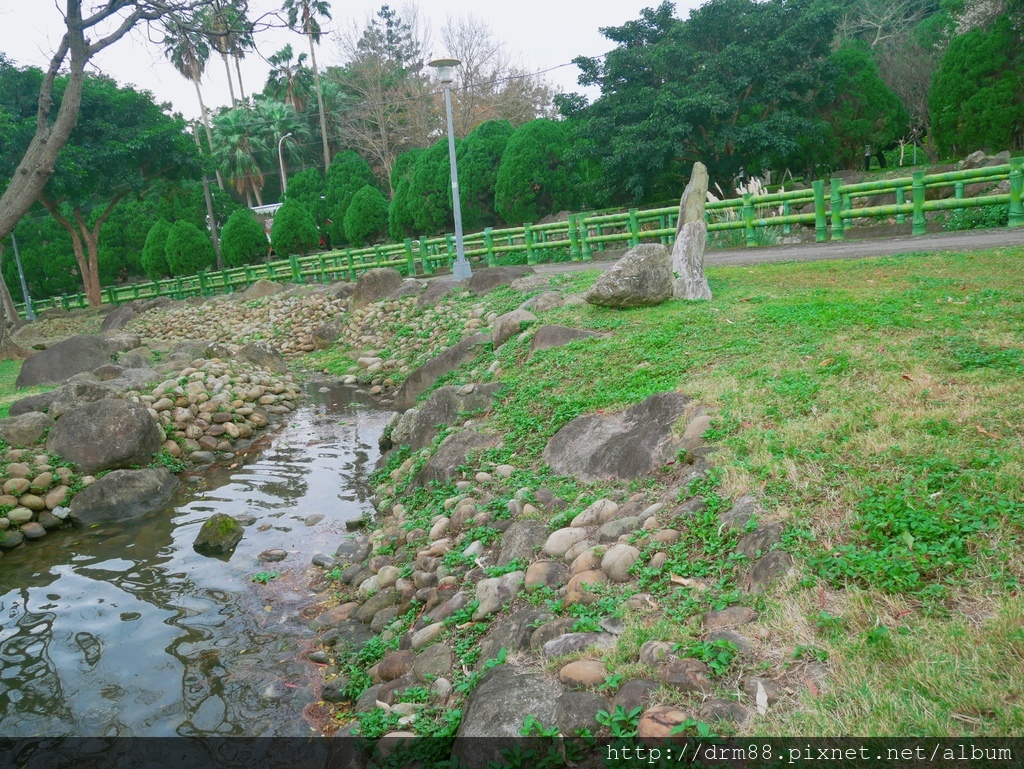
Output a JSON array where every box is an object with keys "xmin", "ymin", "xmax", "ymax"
[
  {"xmin": 253, "ymin": 99, "xmax": 311, "ymax": 188},
  {"xmin": 202, "ymin": 1, "xmax": 236, "ymax": 104},
  {"xmin": 163, "ymin": 15, "xmax": 225, "ymax": 190},
  {"xmin": 212, "ymin": 107, "xmax": 265, "ymax": 206},
  {"xmin": 265, "ymin": 45, "xmax": 312, "ymax": 112},
  {"xmin": 282, "ymin": 0, "xmax": 332, "ymax": 167}
]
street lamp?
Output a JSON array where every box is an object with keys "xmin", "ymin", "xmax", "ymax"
[
  {"xmin": 278, "ymin": 132, "xmax": 293, "ymax": 196},
  {"xmin": 429, "ymin": 57, "xmax": 471, "ymax": 281}
]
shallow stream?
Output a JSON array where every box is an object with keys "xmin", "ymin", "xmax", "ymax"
[{"xmin": 0, "ymin": 382, "xmax": 391, "ymax": 737}]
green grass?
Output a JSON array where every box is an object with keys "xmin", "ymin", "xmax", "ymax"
[{"xmin": 0, "ymin": 359, "xmax": 55, "ymax": 419}]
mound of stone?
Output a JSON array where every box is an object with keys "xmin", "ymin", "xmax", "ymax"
[
  {"xmin": 46, "ymin": 399, "xmax": 162, "ymax": 474},
  {"xmin": 16, "ymin": 334, "xmax": 138, "ymax": 388},
  {"xmin": 466, "ymin": 266, "xmax": 535, "ymax": 296},
  {"xmin": 386, "ymin": 383, "xmax": 504, "ymax": 452},
  {"xmin": 413, "ymin": 430, "xmax": 502, "ymax": 487},
  {"xmin": 542, "ymin": 391, "xmax": 691, "ymax": 482},
  {"xmin": 393, "ymin": 333, "xmax": 490, "ymax": 411},
  {"xmin": 350, "ymin": 268, "xmax": 404, "ymax": 309},
  {"xmin": 240, "ymin": 279, "xmax": 285, "ymax": 301},
  {"xmin": 0, "ymin": 412, "xmax": 54, "ymax": 448},
  {"xmin": 584, "ymin": 244, "xmax": 673, "ymax": 308},
  {"xmin": 417, "ymin": 279, "xmax": 458, "ymax": 308},
  {"xmin": 529, "ymin": 325, "xmax": 601, "ymax": 356},
  {"xmin": 68, "ymin": 468, "xmax": 178, "ymax": 524}
]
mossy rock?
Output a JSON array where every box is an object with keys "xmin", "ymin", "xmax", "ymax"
[{"xmin": 194, "ymin": 513, "xmax": 244, "ymax": 554}]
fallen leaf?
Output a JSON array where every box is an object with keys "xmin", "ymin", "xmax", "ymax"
[
  {"xmin": 902, "ymin": 373, "xmax": 913, "ymax": 381},
  {"xmin": 975, "ymin": 425, "xmax": 1001, "ymax": 440},
  {"xmin": 817, "ymin": 585, "xmax": 827, "ymax": 608},
  {"xmin": 804, "ymin": 677, "xmax": 819, "ymax": 697},
  {"xmin": 818, "ymin": 358, "xmax": 833, "ymax": 368},
  {"xmin": 756, "ymin": 681, "xmax": 769, "ymax": 715},
  {"xmin": 670, "ymin": 575, "xmax": 709, "ymax": 591}
]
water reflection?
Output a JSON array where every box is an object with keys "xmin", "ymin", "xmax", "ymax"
[{"xmin": 0, "ymin": 382, "xmax": 390, "ymax": 737}]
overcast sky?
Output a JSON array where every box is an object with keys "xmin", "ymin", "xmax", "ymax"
[{"xmin": 0, "ymin": 0, "xmax": 705, "ymax": 121}]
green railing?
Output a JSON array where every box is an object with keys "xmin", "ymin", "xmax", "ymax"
[{"xmin": 17, "ymin": 158, "xmax": 1022, "ymax": 319}]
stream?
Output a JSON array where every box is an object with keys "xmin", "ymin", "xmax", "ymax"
[{"xmin": 0, "ymin": 381, "xmax": 391, "ymax": 738}]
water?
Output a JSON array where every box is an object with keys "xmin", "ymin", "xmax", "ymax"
[{"xmin": 0, "ymin": 382, "xmax": 391, "ymax": 737}]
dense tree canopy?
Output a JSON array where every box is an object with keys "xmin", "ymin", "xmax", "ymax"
[
  {"xmin": 343, "ymin": 185, "xmax": 389, "ymax": 247},
  {"xmin": 408, "ymin": 138, "xmax": 459, "ymax": 236},
  {"xmin": 494, "ymin": 119, "xmax": 576, "ymax": 224},
  {"xmin": 325, "ymin": 150, "xmax": 377, "ymax": 244},
  {"xmin": 220, "ymin": 208, "xmax": 269, "ymax": 267},
  {"xmin": 455, "ymin": 120, "xmax": 515, "ymax": 230}
]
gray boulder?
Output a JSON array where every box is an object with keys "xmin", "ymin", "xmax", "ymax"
[
  {"xmin": 386, "ymin": 280, "xmax": 425, "ymax": 300},
  {"xmin": 529, "ymin": 325, "xmax": 601, "ymax": 356},
  {"xmin": 584, "ymin": 244, "xmax": 673, "ymax": 308},
  {"xmin": 16, "ymin": 334, "xmax": 124, "ymax": 388},
  {"xmin": 672, "ymin": 161, "xmax": 712, "ymax": 301},
  {"xmin": 466, "ymin": 266, "xmax": 535, "ymax": 295},
  {"xmin": 542, "ymin": 391, "xmax": 691, "ymax": 483},
  {"xmin": 46, "ymin": 399, "xmax": 162, "ymax": 474},
  {"xmin": 235, "ymin": 342, "xmax": 288, "ymax": 373},
  {"xmin": 193, "ymin": 513, "xmax": 245, "ymax": 554},
  {"xmin": 521, "ymin": 291, "xmax": 564, "ymax": 312},
  {"xmin": 0, "ymin": 411, "xmax": 54, "ymax": 447},
  {"xmin": 8, "ymin": 391, "xmax": 58, "ymax": 417},
  {"xmin": 498, "ymin": 520, "xmax": 549, "ymax": 566},
  {"xmin": 388, "ymin": 383, "xmax": 504, "ymax": 451},
  {"xmin": 312, "ymin": 321, "xmax": 343, "ymax": 350},
  {"xmin": 414, "ymin": 430, "xmax": 502, "ymax": 487},
  {"xmin": 393, "ymin": 333, "xmax": 490, "ymax": 410},
  {"xmin": 68, "ymin": 468, "xmax": 178, "ymax": 524},
  {"xmin": 492, "ymin": 309, "xmax": 536, "ymax": 349},
  {"xmin": 101, "ymin": 305, "xmax": 136, "ymax": 332},
  {"xmin": 417, "ymin": 279, "xmax": 457, "ymax": 308},
  {"xmin": 349, "ymin": 268, "xmax": 404, "ymax": 309},
  {"xmin": 240, "ymin": 279, "xmax": 285, "ymax": 301}
]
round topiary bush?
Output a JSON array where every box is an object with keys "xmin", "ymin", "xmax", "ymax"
[
  {"xmin": 388, "ymin": 148, "xmax": 422, "ymax": 242},
  {"xmin": 325, "ymin": 150, "xmax": 376, "ymax": 245},
  {"xmin": 164, "ymin": 220, "xmax": 216, "ymax": 276},
  {"xmin": 408, "ymin": 138, "xmax": 459, "ymax": 236},
  {"xmin": 455, "ymin": 120, "xmax": 515, "ymax": 229},
  {"xmin": 270, "ymin": 199, "xmax": 319, "ymax": 256},
  {"xmin": 141, "ymin": 218, "xmax": 173, "ymax": 280},
  {"xmin": 495, "ymin": 118, "xmax": 576, "ymax": 225},
  {"xmin": 220, "ymin": 209, "xmax": 268, "ymax": 267},
  {"xmin": 344, "ymin": 185, "xmax": 389, "ymax": 247}
]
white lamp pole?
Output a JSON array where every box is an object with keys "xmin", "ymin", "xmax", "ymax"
[
  {"xmin": 429, "ymin": 57, "xmax": 471, "ymax": 281},
  {"xmin": 278, "ymin": 132, "xmax": 293, "ymax": 196}
]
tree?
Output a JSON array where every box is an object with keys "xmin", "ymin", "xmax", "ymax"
[
  {"xmin": 285, "ymin": 167, "xmax": 327, "ymax": 237},
  {"xmin": 820, "ymin": 42, "xmax": 909, "ymax": 168},
  {"xmin": 165, "ymin": 219, "xmax": 216, "ymax": 275},
  {"xmin": 282, "ymin": 0, "xmax": 333, "ymax": 167},
  {"xmin": 494, "ymin": 119, "xmax": 577, "ymax": 225},
  {"xmin": 142, "ymin": 218, "xmax": 174, "ymax": 279},
  {"xmin": 36, "ymin": 74, "xmax": 202, "ymax": 306},
  {"xmin": 408, "ymin": 138, "xmax": 459, "ymax": 235},
  {"xmin": 212, "ymin": 106, "xmax": 264, "ymax": 206},
  {"xmin": 252, "ymin": 98, "xmax": 311, "ymax": 197},
  {"xmin": 930, "ymin": 14, "xmax": 1023, "ymax": 155},
  {"xmin": 325, "ymin": 150, "xmax": 376, "ymax": 244},
  {"xmin": 562, "ymin": 0, "xmax": 840, "ymax": 206},
  {"xmin": 264, "ymin": 44, "xmax": 313, "ymax": 111},
  {"xmin": 388, "ymin": 147, "xmax": 422, "ymax": 241},
  {"xmin": 454, "ymin": 120, "xmax": 515, "ymax": 230},
  {"xmin": 270, "ymin": 199, "xmax": 319, "ymax": 255},
  {"xmin": 344, "ymin": 185, "xmax": 389, "ymax": 246},
  {"xmin": 220, "ymin": 208, "xmax": 268, "ymax": 266}
]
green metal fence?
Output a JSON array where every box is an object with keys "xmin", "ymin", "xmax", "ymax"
[{"xmin": 17, "ymin": 158, "xmax": 1022, "ymax": 319}]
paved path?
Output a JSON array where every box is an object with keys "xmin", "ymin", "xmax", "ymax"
[{"xmin": 529, "ymin": 228, "xmax": 1024, "ymax": 274}]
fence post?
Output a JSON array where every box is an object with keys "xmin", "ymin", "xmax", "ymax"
[
  {"xmin": 419, "ymin": 237, "xmax": 432, "ymax": 275},
  {"xmin": 344, "ymin": 249, "xmax": 355, "ymax": 281},
  {"xmin": 658, "ymin": 214, "xmax": 669, "ymax": 245},
  {"xmin": 403, "ymin": 238, "xmax": 416, "ymax": 275},
  {"xmin": 595, "ymin": 221, "xmax": 605, "ymax": 251},
  {"xmin": 896, "ymin": 187, "xmax": 906, "ymax": 224},
  {"xmin": 289, "ymin": 255, "xmax": 302, "ymax": 283},
  {"xmin": 567, "ymin": 215, "xmax": 582, "ymax": 262},
  {"xmin": 742, "ymin": 193, "xmax": 756, "ymax": 247},
  {"xmin": 911, "ymin": 171, "xmax": 927, "ymax": 236},
  {"xmin": 483, "ymin": 228, "xmax": 496, "ymax": 266},
  {"xmin": 105, "ymin": 286, "xmax": 117, "ymax": 305},
  {"xmin": 374, "ymin": 245, "xmax": 384, "ymax": 268},
  {"xmin": 628, "ymin": 209, "xmax": 641, "ymax": 247},
  {"xmin": 830, "ymin": 177, "xmax": 844, "ymax": 241},
  {"xmin": 175, "ymin": 276, "xmax": 184, "ymax": 299},
  {"xmin": 813, "ymin": 180, "xmax": 827, "ymax": 242},
  {"xmin": 954, "ymin": 181, "xmax": 965, "ymax": 200},
  {"xmin": 198, "ymin": 271, "xmax": 209, "ymax": 296},
  {"xmin": 1009, "ymin": 157, "xmax": 1024, "ymax": 227},
  {"xmin": 524, "ymin": 223, "xmax": 537, "ymax": 264},
  {"xmin": 782, "ymin": 200, "xmax": 791, "ymax": 235},
  {"xmin": 445, "ymin": 234, "xmax": 455, "ymax": 271},
  {"xmin": 581, "ymin": 217, "xmax": 593, "ymax": 262}
]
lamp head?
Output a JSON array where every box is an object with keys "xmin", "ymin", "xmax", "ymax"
[{"xmin": 428, "ymin": 57, "xmax": 461, "ymax": 84}]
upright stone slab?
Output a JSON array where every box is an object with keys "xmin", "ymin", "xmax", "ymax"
[{"xmin": 672, "ymin": 162, "xmax": 712, "ymax": 301}]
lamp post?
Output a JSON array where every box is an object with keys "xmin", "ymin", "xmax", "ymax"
[
  {"xmin": 278, "ymin": 132, "xmax": 294, "ymax": 196},
  {"xmin": 429, "ymin": 57, "xmax": 471, "ymax": 281}
]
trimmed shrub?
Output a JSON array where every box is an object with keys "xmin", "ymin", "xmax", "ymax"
[
  {"xmin": 495, "ymin": 119, "xmax": 577, "ymax": 225},
  {"xmin": 408, "ymin": 138, "xmax": 459, "ymax": 236},
  {"xmin": 388, "ymin": 148, "xmax": 422, "ymax": 241},
  {"xmin": 220, "ymin": 209, "xmax": 268, "ymax": 267},
  {"xmin": 164, "ymin": 220, "xmax": 216, "ymax": 276},
  {"xmin": 455, "ymin": 120, "xmax": 515, "ymax": 229},
  {"xmin": 325, "ymin": 150, "xmax": 376, "ymax": 245},
  {"xmin": 344, "ymin": 185, "xmax": 389, "ymax": 247},
  {"xmin": 141, "ymin": 218, "xmax": 173, "ymax": 280},
  {"xmin": 286, "ymin": 167, "xmax": 328, "ymax": 238},
  {"xmin": 270, "ymin": 199, "xmax": 319, "ymax": 256}
]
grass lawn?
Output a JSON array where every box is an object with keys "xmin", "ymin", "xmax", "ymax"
[{"xmin": 0, "ymin": 359, "xmax": 55, "ymax": 420}]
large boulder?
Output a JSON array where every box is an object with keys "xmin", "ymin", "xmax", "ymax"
[
  {"xmin": 386, "ymin": 280, "xmax": 425, "ymax": 300},
  {"xmin": 387, "ymin": 383, "xmax": 504, "ymax": 452},
  {"xmin": 235, "ymin": 342, "xmax": 288, "ymax": 373},
  {"xmin": 672, "ymin": 161, "xmax": 712, "ymax": 301},
  {"xmin": 584, "ymin": 244, "xmax": 673, "ymax": 308},
  {"xmin": 417, "ymin": 279, "xmax": 457, "ymax": 308},
  {"xmin": 8, "ymin": 391, "xmax": 58, "ymax": 417},
  {"xmin": 542, "ymin": 391, "xmax": 691, "ymax": 483},
  {"xmin": 193, "ymin": 513, "xmax": 245, "ymax": 554},
  {"xmin": 349, "ymin": 268, "xmax": 404, "ymax": 309},
  {"xmin": 529, "ymin": 325, "xmax": 601, "ymax": 356},
  {"xmin": 393, "ymin": 333, "xmax": 490, "ymax": 411},
  {"xmin": 100, "ymin": 305, "xmax": 136, "ymax": 332},
  {"xmin": 46, "ymin": 399, "xmax": 162, "ymax": 474},
  {"xmin": 16, "ymin": 334, "xmax": 125, "ymax": 388},
  {"xmin": 492, "ymin": 309, "xmax": 536, "ymax": 349},
  {"xmin": 0, "ymin": 411, "xmax": 54, "ymax": 447},
  {"xmin": 240, "ymin": 279, "xmax": 285, "ymax": 301},
  {"xmin": 68, "ymin": 468, "xmax": 179, "ymax": 524},
  {"xmin": 466, "ymin": 266, "xmax": 535, "ymax": 296},
  {"xmin": 414, "ymin": 430, "xmax": 502, "ymax": 487}
]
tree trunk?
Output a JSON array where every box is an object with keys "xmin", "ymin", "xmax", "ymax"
[
  {"xmin": 245, "ymin": 189, "xmax": 253, "ymax": 207},
  {"xmin": 195, "ymin": 80, "xmax": 225, "ymax": 191},
  {"xmin": 234, "ymin": 55, "xmax": 247, "ymax": 101},
  {"xmin": 308, "ymin": 34, "xmax": 331, "ymax": 168},
  {"xmin": 253, "ymin": 184, "xmax": 263, "ymax": 207},
  {"xmin": 222, "ymin": 52, "xmax": 236, "ymax": 105},
  {"xmin": 40, "ymin": 196, "xmax": 118, "ymax": 308},
  {"xmin": 0, "ymin": 246, "xmax": 21, "ymax": 325}
]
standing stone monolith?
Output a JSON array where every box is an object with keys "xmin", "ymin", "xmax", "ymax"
[{"xmin": 672, "ymin": 162, "xmax": 712, "ymax": 300}]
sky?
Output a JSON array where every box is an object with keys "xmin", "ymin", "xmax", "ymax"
[{"xmin": 0, "ymin": 0, "xmax": 704, "ymax": 122}]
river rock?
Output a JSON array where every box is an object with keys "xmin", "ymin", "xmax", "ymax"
[
  {"xmin": 542, "ymin": 391, "xmax": 691, "ymax": 483},
  {"xmin": 413, "ymin": 643, "xmax": 454, "ymax": 683},
  {"xmin": 661, "ymin": 658, "xmax": 713, "ymax": 693},
  {"xmin": 637, "ymin": 706, "xmax": 693, "ymax": 739},
  {"xmin": 558, "ymin": 659, "xmax": 609, "ymax": 689},
  {"xmin": 543, "ymin": 632, "xmax": 615, "ymax": 659},
  {"xmin": 492, "ymin": 309, "xmax": 536, "ymax": 349},
  {"xmin": 571, "ymin": 499, "xmax": 619, "ymax": 527},
  {"xmin": 543, "ymin": 527, "xmax": 588, "ymax": 558},
  {"xmin": 393, "ymin": 333, "xmax": 490, "ymax": 411},
  {"xmin": 736, "ymin": 522, "xmax": 785, "ymax": 559},
  {"xmin": 601, "ymin": 544, "xmax": 640, "ymax": 582},
  {"xmin": 521, "ymin": 291, "xmax": 564, "ymax": 312},
  {"xmin": 413, "ymin": 430, "xmax": 502, "ymax": 487},
  {"xmin": 193, "ymin": 513, "xmax": 244, "ymax": 554},
  {"xmin": 0, "ymin": 529, "xmax": 24, "ymax": 548},
  {"xmin": 498, "ymin": 520, "xmax": 548, "ymax": 565},
  {"xmin": 584, "ymin": 244, "xmax": 673, "ymax": 308},
  {"xmin": 529, "ymin": 325, "xmax": 602, "ymax": 356},
  {"xmin": 472, "ymin": 571, "xmax": 525, "ymax": 620},
  {"xmin": 235, "ymin": 343, "xmax": 288, "ymax": 373},
  {"xmin": 454, "ymin": 666, "xmax": 560, "ymax": 750},
  {"xmin": 46, "ymin": 399, "xmax": 162, "ymax": 474},
  {"xmin": 0, "ymin": 412, "xmax": 55, "ymax": 448},
  {"xmin": 350, "ymin": 268, "xmax": 404, "ymax": 309},
  {"xmin": 613, "ymin": 679, "xmax": 659, "ymax": 712},
  {"xmin": 525, "ymin": 560, "xmax": 568, "ymax": 591},
  {"xmin": 556, "ymin": 691, "xmax": 609, "ymax": 735},
  {"xmin": 68, "ymin": 468, "xmax": 179, "ymax": 524},
  {"xmin": 465, "ymin": 266, "xmax": 535, "ymax": 296},
  {"xmin": 746, "ymin": 550, "xmax": 795, "ymax": 592},
  {"xmin": 16, "ymin": 334, "xmax": 125, "ymax": 388}
]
